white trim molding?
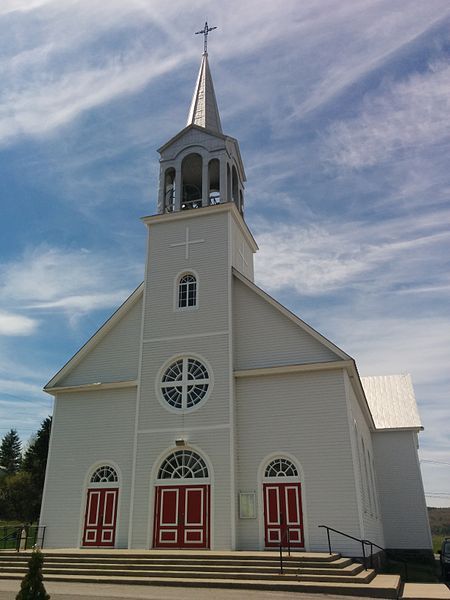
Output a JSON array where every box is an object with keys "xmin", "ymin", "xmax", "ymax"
[{"xmin": 45, "ymin": 380, "xmax": 138, "ymax": 395}]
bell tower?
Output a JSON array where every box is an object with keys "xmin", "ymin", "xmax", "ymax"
[{"xmin": 156, "ymin": 46, "xmax": 246, "ymax": 216}]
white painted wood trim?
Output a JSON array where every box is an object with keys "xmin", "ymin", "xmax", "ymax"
[
  {"xmin": 128, "ymin": 232, "xmax": 150, "ymax": 548},
  {"xmin": 138, "ymin": 423, "xmax": 230, "ymax": 435},
  {"xmin": 44, "ymin": 380, "xmax": 138, "ymax": 395},
  {"xmin": 38, "ymin": 396, "xmax": 58, "ymax": 528},
  {"xmin": 234, "ymin": 361, "xmax": 351, "ymax": 378},
  {"xmin": 228, "ymin": 212, "xmax": 236, "ymax": 549},
  {"xmin": 344, "ymin": 372, "xmax": 366, "ymax": 541},
  {"xmin": 44, "ymin": 284, "xmax": 144, "ymax": 390},
  {"xmin": 141, "ymin": 202, "xmax": 258, "ymax": 252}
]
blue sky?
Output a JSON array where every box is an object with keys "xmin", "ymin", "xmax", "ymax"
[{"xmin": 0, "ymin": 1, "xmax": 449, "ymax": 506}]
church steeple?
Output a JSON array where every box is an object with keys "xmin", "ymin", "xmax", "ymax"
[
  {"xmin": 186, "ymin": 52, "xmax": 223, "ymax": 135},
  {"xmin": 156, "ymin": 30, "xmax": 246, "ymax": 217}
]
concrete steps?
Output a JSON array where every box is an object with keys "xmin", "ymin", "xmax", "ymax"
[{"xmin": 0, "ymin": 550, "xmax": 401, "ymax": 598}]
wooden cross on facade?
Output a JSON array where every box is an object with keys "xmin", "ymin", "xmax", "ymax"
[{"xmin": 170, "ymin": 227, "xmax": 205, "ymax": 259}]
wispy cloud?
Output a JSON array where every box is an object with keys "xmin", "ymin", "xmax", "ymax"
[
  {"xmin": 254, "ymin": 213, "xmax": 450, "ymax": 296},
  {"xmin": 322, "ymin": 60, "xmax": 450, "ymax": 169},
  {"xmin": 0, "ymin": 311, "xmax": 39, "ymax": 336},
  {"xmin": 0, "ymin": 245, "xmax": 139, "ymax": 322}
]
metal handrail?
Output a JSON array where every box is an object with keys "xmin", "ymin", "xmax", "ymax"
[
  {"xmin": 365, "ymin": 538, "xmax": 409, "ymax": 581},
  {"xmin": 318, "ymin": 525, "xmax": 368, "ymax": 569},
  {"xmin": 0, "ymin": 526, "xmax": 46, "ymax": 552},
  {"xmin": 279, "ymin": 527, "xmax": 291, "ymax": 574},
  {"xmin": 319, "ymin": 525, "xmax": 409, "ymax": 579},
  {"xmin": 0, "ymin": 527, "xmax": 22, "ymax": 551}
]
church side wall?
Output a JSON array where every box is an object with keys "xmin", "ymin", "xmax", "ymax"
[
  {"xmin": 372, "ymin": 430, "xmax": 432, "ymax": 550},
  {"xmin": 235, "ymin": 369, "xmax": 363, "ymax": 555},
  {"xmin": 344, "ymin": 373, "xmax": 384, "ymax": 547},
  {"xmin": 60, "ymin": 296, "xmax": 143, "ymax": 387},
  {"xmin": 233, "ymin": 278, "xmax": 339, "ymax": 369},
  {"xmin": 39, "ymin": 388, "xmax": 136, "ymax": 548}
]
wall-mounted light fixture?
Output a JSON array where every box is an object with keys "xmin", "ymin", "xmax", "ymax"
[{"xmin": 175, "ymin": 438, "xmax": 186, "ymax": 447}]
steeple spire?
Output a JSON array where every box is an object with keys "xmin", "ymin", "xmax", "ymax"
[{"xmin": 186, "ymin": 25, "xmax": 222, "ymax": 134}]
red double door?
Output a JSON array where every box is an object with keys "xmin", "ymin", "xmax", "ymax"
[
  {"xmin": 82, "ymin": 488, "xmax": 118, "ymax": 547},
  {"xmin": 153, "ymin": 484, "xmax": 210, "ymax": 548},
  {"xmin": 263, "ymin": 482, "xmax": 304, "ymax": 548}
]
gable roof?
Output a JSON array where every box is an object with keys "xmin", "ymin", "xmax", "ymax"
[
  {"xmin": 44, "ymin": 283, "xmax": 144, "ymax": 391},
  {"xmin": 232, "ymin": 268, "xmax": 351, "ymax": 361},
  {"xmin": 361, "ymin": 374, "xmax": 423, "ymax": 430}
]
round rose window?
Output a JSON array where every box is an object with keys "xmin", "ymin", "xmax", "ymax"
[{"xmin": 160, "ymin": 357, "xmax": 210, "ymax": 409}]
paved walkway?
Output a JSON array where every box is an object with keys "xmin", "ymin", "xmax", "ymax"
[{"xmin": 0, "ymin": 580, "xmax": 375, "ymax": 600}]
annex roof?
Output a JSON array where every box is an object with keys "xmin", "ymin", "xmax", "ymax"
[{"xmin": 361, "ymin": 373, "xmax": 422, "ymax": 430}]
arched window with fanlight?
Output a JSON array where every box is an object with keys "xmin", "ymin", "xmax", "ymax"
[{"xmin": 177, "ymin": 273, "xmax": 197, "ymax": 309}]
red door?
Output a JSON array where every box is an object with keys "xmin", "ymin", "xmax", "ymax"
[
  {"xmin": 153, "ymin": 485, "xmax": 210, "ymax": 548},
  {"xmin": 82, "ymin": 488, "xmax": 118, "ymax": 547},
  {"xmin": 263, "ymin": 482, "xmax": 304, "ymax": 548}
]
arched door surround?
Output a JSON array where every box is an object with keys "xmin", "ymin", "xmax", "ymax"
[
  {"xmin": 82, "ymin": 465, "xmax": 119, "ymax": 547},
  {"xmin": 262, "ymin": 457, "xmax": 304, "ymax": 549},
  {"xmin": 153, "ymin": 450, "xmax": 210, "ymax": 549}
]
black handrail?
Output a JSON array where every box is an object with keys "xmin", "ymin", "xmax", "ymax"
[
  {"xmin": 365, "ymin": 538, "xmax": 409, "ymax": 581},
  {"xmin": 319, "ymin": 525, "xmax": 368, "ymax": 569},
  {"xmin": 319, "ymin": 525, "xmax": 409, "ymax": 580},
  {"xmin": 278, "ymin": 527, "xmax": 291, "ymax": 574},
  {"xmin": 0, "ymin": 527, "xmax": 21, "ymax": 551},
  {"xmin": 0, "ymin": 526, "xmax": 46, "ymax": 552}
]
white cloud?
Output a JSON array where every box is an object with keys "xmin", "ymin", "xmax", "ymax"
[
  {"xmin": 323, "ymin": 60, "xmax": 450, "ymax": 169},
  {"xmin": 0, "ymin": 311, "xmax": 39, "ymax": 336},
  {"xmin": 0, "ymin": 245, "xmax": 140, "ymax": 323},
  {"xmin": 254, "ymin": 215, "xmax": 450, "ymax": 296}
]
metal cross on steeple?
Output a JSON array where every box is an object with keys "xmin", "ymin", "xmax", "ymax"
[{"xmin": 195, "ymin": 21, "xmax": 217, "ymax": 54}]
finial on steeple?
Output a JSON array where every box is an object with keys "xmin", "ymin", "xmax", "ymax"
[
  {"xmin": 195, "ymin": 21, "xmax": 217, "ymax": 55},
  {"xmin": 187, "ymin": 27, "xmax": 222, "ymax": 134}
]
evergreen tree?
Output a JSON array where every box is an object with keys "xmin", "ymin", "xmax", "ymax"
[
  {"xmin": 22, "ymin": 418, "xmax": 52, "ymax": 491},
  {"xmin": 16, "ymin": 548, "xmax": 50, "ymax": 600},
  {"xmin": 0, "ymin": 429, "xmax": 22, "ymax": 475}
]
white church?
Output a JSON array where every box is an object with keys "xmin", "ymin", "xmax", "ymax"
[{"xmin": 40, "ymin": 44, "xmax": 432, "ymax": 557}]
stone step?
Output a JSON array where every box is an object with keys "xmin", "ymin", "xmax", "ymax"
[
  {"xmin": 0, "ymin": 550, "xmax": 342, "ymax": 562},
  {"xmin": 0, "ymin": 560, "xmax": 362, "ymax": 576},
  {"xmin": 0, "ymin": 557, "xmax": 356, "ymax": 573},
  {"xmin": 0, "ymin": 571, "xmax": 401, "ymax": 598},
  {"xmin": 0, "ymin": 554, "xmax": 351, "ymax": 569},
  {"xmin": 0, "ymin": 564, "xmax": 373, "ymax": 583}
]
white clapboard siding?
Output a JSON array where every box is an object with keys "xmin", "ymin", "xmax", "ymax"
[
  {"xmin": 235, "ymin": 369, "xmax": 364, "ymax": 555},
  {"xmin": 373, "ymin": 430, "xmax": 432, "ymax": 549},
  {"xmin": 344, "ymin": 372, "xmax": 384, "ymax": 546},
  {"xmin": 59, "ymin": 296, "xmax": 143, "ymax": 387},
  {"xmin": 40, "ymin": 388, "xmax": 136, "ymax": 548},
  {"xmin": 233, "ymin": 277, "xmax": 341, "ymax": 370}
]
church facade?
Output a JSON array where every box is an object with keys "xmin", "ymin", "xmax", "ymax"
[{"xmin": 40, "ymin": 50, "xmax": 432, "ymax": 556}]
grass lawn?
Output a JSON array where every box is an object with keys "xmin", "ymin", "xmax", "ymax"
[{"xmin": 433, "ymin": 534, "xmax": 446, "ymax": 553}]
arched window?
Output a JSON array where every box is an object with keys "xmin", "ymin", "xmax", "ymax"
[
  {"xmin": 264, "ymin": 458, "xmax": 298, "ymax": 478},
  {"xmin": 178, "ymin": 273, "xmax": 197, "ymax": 309},
  {"xmin": 160, "ymin": 357, "xmax": 210, "ymax": 409},
  {"xmin": 181, "ymin": 153, "xmax": 202, "ymax": 210},
  {"xmin": 158, "ymin": 450, "xmax": 209, "ymax": 479},
  {"xmin": 90, "ymin": 465, "xmax": 118, "ymax": 483},
  {"xmin": 164, "ymin": 168, "xmax": 176, "ymax": 213},
  {"xmin": 208, "ymin": 159, "xmax": 220, "ymax": 205}
]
